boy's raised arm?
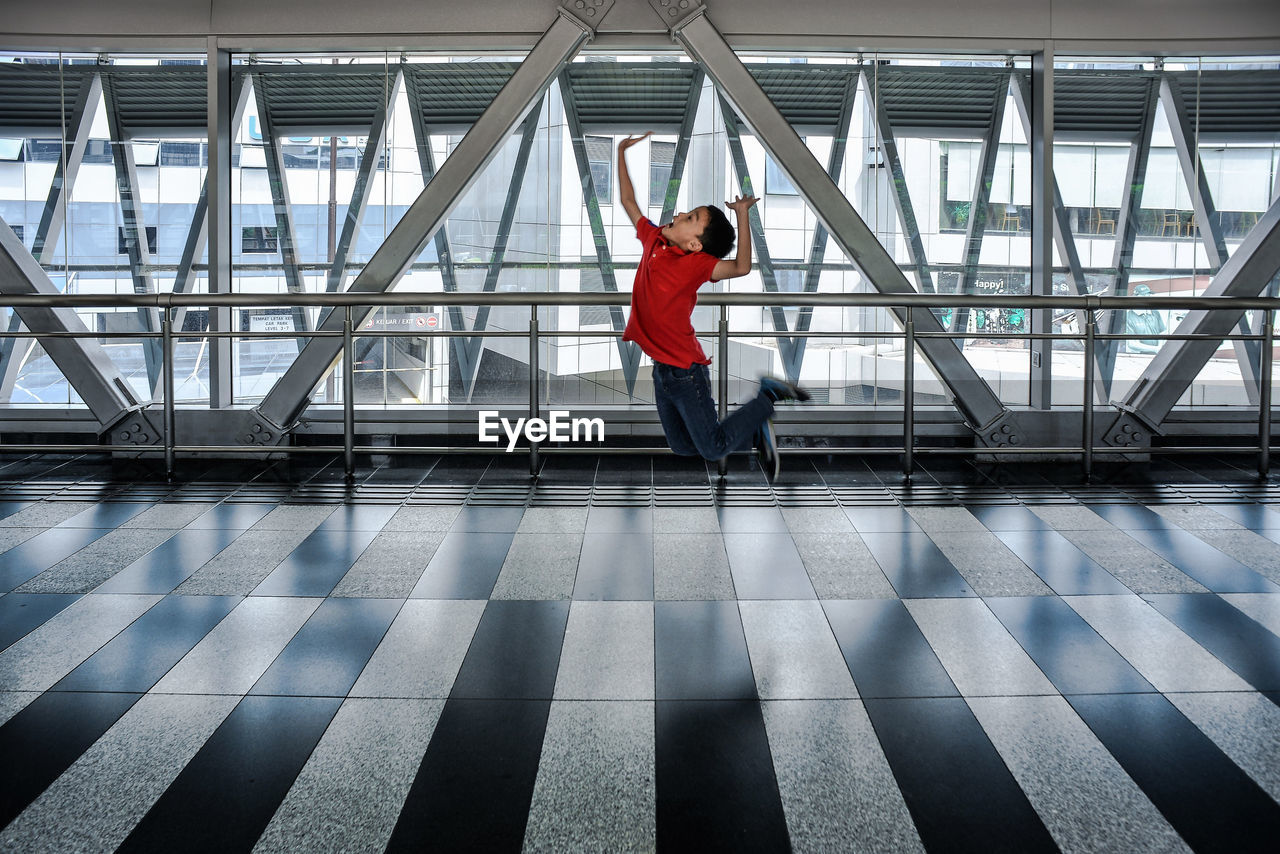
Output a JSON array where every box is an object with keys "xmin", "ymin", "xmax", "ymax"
[
  {"xmin": 713, "ymin": 195, "xmax": 759, "ymax": 280},
  {"xmin": 617, "ymin": 132, "xmax": 652, "ymax": 228}
]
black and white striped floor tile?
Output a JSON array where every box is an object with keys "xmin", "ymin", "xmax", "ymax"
[{"xmin": 1, "ymin": 453, "xmax": 1279, "ymax": 852}]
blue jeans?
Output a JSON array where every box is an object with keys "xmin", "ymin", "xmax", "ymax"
[{"xmin": 652, "ymin": 362, "xmax": 775, "ymax": 460}]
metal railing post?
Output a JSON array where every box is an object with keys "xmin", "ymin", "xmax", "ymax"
[
  {"xmin": 343, "ymin": 306, "xmax": 355, "ymax": 480},
  {"xmin": 1261, "ymin": 309, "xmax": 1273, "ymax": 477},
  {"xmin": 162, "ymin": 305, "xmax": 175, "ymax": 480},
  {"xmin": 718, "ymin": 305, "xmax": 729, "ymax": 478},
  {"xmin": 904, "ymin": 312, "xmax": 914, "ymax": 478},
  {"xmin": 529, "ymin": 305, "xmax": 540, "ymax": 477},
  {"xmin": 1083, "ymin": 309, "xmax": 1097, "ymax": 481}
]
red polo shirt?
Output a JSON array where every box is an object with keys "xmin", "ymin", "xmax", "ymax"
[{"xmin": 622, "ymin": 217, "xmax": 719, "ymax": 369}]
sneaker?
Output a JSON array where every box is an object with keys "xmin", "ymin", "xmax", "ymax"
[
  {"xmin": 755, "ymin": 419, "xmax": 780, "ymax": 482},
  {"xmin": 759, "ymin": 375, "xmax": 811, "ymax": 403}
]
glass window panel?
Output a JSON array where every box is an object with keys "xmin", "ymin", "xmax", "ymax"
[
  {"xmin": 1142, "ymin": 148, "xmax": 1193, "ymax": 209},
  {"xmin": 159, "ymin": 141, "xmax": 202, "ymax": 166},
  {"xmin": 1011, "ymin": 146, "xmax": 1030, "ymax": 205},
  {"xmin": 1055, "ymin": 145, "xmax": 1094, "ymax": 207},
  {"xmin": 991, "ymin": 145, "xmax": 1013, "ymax": 204},
  {"xmin": 945, "ymin": 142, "xmax": 979, "ymax": 201},
  {"xmin": 585, "ymin": 135, "xmax": 612, "ymax": 204},
  {"xmin": 1205, "ymin": 148, "xmax": 1272, "ymax": 211},
  {"xmin": 241, "ymin": 226, "xmax": 278, "ymax": 253},
  {"xmin": 132, "ymin": 141, "xmax": 159, "ymax": 166},
  {"xmin": 117, "ymin": 226, "xmax": 158, "ymax": 254},
  {"xmin": 649, "ymin": 140, "xmax": 675, "ymax": 205},
  {"xmin": 765, "ymin": 152, "xmax": 798, "ymax": 195},
  {"xmin": 1094, "ymin": 146, "xmax": 1130, "ymax": 208}
]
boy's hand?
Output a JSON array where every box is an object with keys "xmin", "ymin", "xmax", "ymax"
[
  {"xmin": 617, "ymin": 133, "xmax": 651, "ymax": 227},
  {"xmin": 618, "ymin": 131, "xmax": 653, "ymax": 153},
  {"xmin": 712, "ymin": 194, "xmax": 761, "ymax": 282}
]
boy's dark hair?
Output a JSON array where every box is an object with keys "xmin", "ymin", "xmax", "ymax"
[{"xmin": 698, "ymin": 205, "xmax": 735, "ymax": 259}]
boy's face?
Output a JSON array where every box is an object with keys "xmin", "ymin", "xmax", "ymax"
[{"xmin": 662, "ymin": 207, "xmax": 710, "ymax": 253}]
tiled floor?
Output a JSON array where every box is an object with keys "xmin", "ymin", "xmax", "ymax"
[{"xmin": 2, "ymin": 450, "xmax": 1280, "ymax": 852}]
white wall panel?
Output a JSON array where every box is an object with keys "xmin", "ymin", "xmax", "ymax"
[{"xmin": 4, "ymin": 0, "xmax": 1275, "ymax": 49}]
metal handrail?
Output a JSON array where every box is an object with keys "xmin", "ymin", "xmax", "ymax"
[
  {"xmin": 2, "ymin": 291, "xmax": 1280, "ymax": 310},
  {"xmin": 1, "ymin": 290, "xmax": 1275, "ymax": 482}
]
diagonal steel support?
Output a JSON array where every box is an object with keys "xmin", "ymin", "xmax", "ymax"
[
  {"xmin": 1160, "ymin": 74, "xmax": 1260, "ymax": 402},
  {"xmin": 0, "ymin": 305, "xmax": 29, "ymax": 404},
  {"xmin": 251, "ymin": 0, "xmax": 612, "ymax": 436},
  {"xmin": 324, "ymin": 70, "xmax": 404, "ymax": 296},
  {"xmin": 1, "ymin": 72, "xmax": 103, "ymax": 401},
  {"xmin": 1011, "ymin": 72, "xmax": 1084, "ymax": 293},
  {"xmin": 0, "ymin": 308, "xmax": 33, "ymax": 403},
  {"xmin": 1161, "ymin": 76, "xmax": 1230, "ymax": 268},
  {"xmin": 32, "ymin": 72, "xmax": 101, "ymax": 263},
  {"xmin": 952, "ymin": 74, "xmax": 1009, "ymax": 347},
  {"xmin": 650, "ymin": 0, "xmax": 1015, "ymax": 443},
  {"xmin": 1105, "ymin": 194, "xmax": 1280, "ymax": 447},
  {"xmin": 720, "ymin": 96, "xmax": 802, "ymax": 382},
  {"xmin": 659, "ymin": 68, "xmax": 705, "ymax": 228},
  {"xmin": 787, "ymin": 70, "xmax": 858, "ymax": 384},
  {"xmin": 1098, "ymin": 77, "xmax": 1159, "ymax": 395},
  {"xmin": 0, "ymin": 216, "xmax": 144, "ymax": 428},
  {"xmin": 173, "ymin": 73, "xmax": 250, "ymax": 337},
  {"xmin": 403, "ymin": 64, "xmax": 467, "ymax": 391},
  {"xmin": 1010, "ymin": 71, "xmax": 1106, "ymax": 403},
  {"xmin": 560, "ymin": 73, "xmax": 643, "ymax": 397},
  {"xmin": 459, "ymin": 100, "xmax": 543, "ymax": 401},
  {"xmin": 102, "ymin": 70, "xmax": 163, "ymax": 396},
  {"xmin": 862, "ymin": 69, "xmax": 931, "ymax": 296},
  {"xmin": 252, "ymin": 70, "xmax": 311, "ymax": 347},
  {"xmin": 312, "ymin": 71, "xmax": 405, "ymax": 390}
]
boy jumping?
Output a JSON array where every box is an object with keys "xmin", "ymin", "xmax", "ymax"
[{"xmin": 616, "ymin": 131, "xmax": 809, "ymax": 481}]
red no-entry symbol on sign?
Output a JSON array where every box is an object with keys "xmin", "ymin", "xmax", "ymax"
[{"xmin": 425, "ymin": 314, "xmax": 439, "ymax": 329}]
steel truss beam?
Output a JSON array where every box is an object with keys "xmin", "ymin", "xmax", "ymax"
[
  {"xmin": 0, "ymin": 217, "xmax": 148, "ymax": 432},
  {"xmin": 312, "ymin": 70, "xmax": 404, "ymax": 401},
  {"xmin": 952, "ymin": 73, "xmax": 1009, "ymax": 347},
  {"xmin": 1, "ymin": 73, "xmax": 103, "ymax": 402},
  {"xmin": 402, "ymin": 63, "xmax": 466, "ymax": 395},
  {"xmin": 1010, "ymin": 70, "xmax": 1107, "ymax": 403},
  {"xmin": 1161, "ymin": 77, "xmax": 1230, "ymax": 268},
  {"xmin": 1105, "ymin": 194, "xmax": 1280, "ymax": 447},
  {"xmin": 250, "ymin": 0, "xmax": 613, "ymax": 437},
  {"xmin": 32, "ymin": 73, "xmax": 101, "ymax": 264},
  {"xmin": 458, "ymin": 101, "xmax": 542, "ymax": 400},
  {"xmin": 173, "ymin": 74, "xmax": 249, "ymax": 338},
  {"xmin": 862, "ymin": 69, "xmax": 932, "ymax": 296},
  {"xmin": 721, "ymin": 84, "xmax": 856, "ymax": 386},
  {"xmin": 650, "ymin": 0, "xmax": 1016, "ymax": 443},
  {"xmin": 360, "ymin": 102, "xmax": 540, "ymax": 403},
  {"xmin": 1098, "ymin": 77, "xmax": 1160, "ymax": 395},
  {"xmin": 720, "ymin": 95, "xmax": 802, "ymax": 382},
  {"xmin": 561, "ymin": 72, "xmax": 643, "ymax": 396},
  {"xmin": 788, "ymin": 71, "xmax": 858, "ymax": 384},
  {"xmin": 1160, "ymin": 74, "xmax": 1261, "ymax": 402},
  {"xmin": 659, "ymin": 68, "xmax": 704, "ymax": 228},
  {"xmin": 251, "ymin": 70, "xmax": 312, "ymax": 347},
  {"xmin": 324, "ymin": 70, "xmax": 403, "ymax": 297},
  {"xmin": 102, "ymin": 71, "xmax": 162, "ymax": 396}
]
